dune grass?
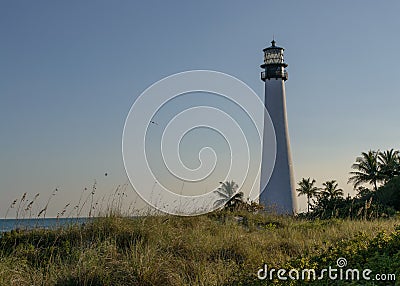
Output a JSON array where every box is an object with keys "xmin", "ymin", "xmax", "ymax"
[{"xmin": 0, "ymin": 210, "xmax": 399, "ymax": 286}]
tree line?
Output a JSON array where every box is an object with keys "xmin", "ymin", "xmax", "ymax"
[
  {"xmin": 213, "ymin": 149, "xmax": 400, "ymax": 219},
  {"xmin": 297, "ymin": 149, "xmax": 400, "ymax": 219}
]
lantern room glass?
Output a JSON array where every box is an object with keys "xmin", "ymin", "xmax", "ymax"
[{"xmin": 264, "ymin": 49, "xmax": 284, "ymax": 65}]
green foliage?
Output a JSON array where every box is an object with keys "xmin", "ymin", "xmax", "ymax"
[
  {"xmin": 349, "ymin": 150, "xmax": 382, "ymax": 191},
  {"xmin": 0, "ymin": 213, "xmax": 399, "ymax": 285},
  {"xmin": 298, "ymin": 147, "xmax": 400, "ymax": 220},
  {"xmin": 375, "ymin": 176, "xmax": 400, "ymax": 211},
  {"xmin": 305, "ymin": 191, "xmax": 396, "ymax": 220},
  {"xmin": 214, "ymin": 181, "xmax": 241, "ymax": 210},
  {"xmin": 214, "ymin": 181, "xmax": 261, "ymax": 212},
  {"xmin": 349, "ymin": 149, "xmax": 400, "ymax": 191},
  {"xmin": 286, "ymin": 227, "xmax": 400, "ymax": 285},
  {"xmin": 320, "ymin": 180, "xmax": 343, "ymax": 200},
  {"xmin": 296, "ymin": 178, "xmax": 320, "ymax": 213},
  {"xmin": 379, "ymin": 149, "xmax": 400, "ymax": 182}
]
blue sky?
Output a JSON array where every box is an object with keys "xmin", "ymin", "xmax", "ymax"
[{"xmin": 1, "ymin": 1, "xmax": 400, "ymax": 216}]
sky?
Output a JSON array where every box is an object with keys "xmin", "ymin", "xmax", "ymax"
[{"xmin": 1, "ymin": 1, "xmax": 400, "ymax": 216}]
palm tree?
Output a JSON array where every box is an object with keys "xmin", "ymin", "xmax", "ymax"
[
  {"xmin": 296, "ymin": 178, "xmax": 320, "ymax": 213},
  {"xmin": 378, "ymin": 149, "xmax": 400, "ymax": 183},
  {"xmin": 213, "ymin": 181, "xmax": 243, "ymax": 210},
  {"xmin": 348, "ymin": 150, "xmax": 382, "ymax": 191},
  {"xmin": 321, "ymin": 180, "xmax": 344, "ymax": 200}
]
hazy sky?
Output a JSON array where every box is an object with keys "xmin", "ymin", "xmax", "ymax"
[{"xmin": 1, "ymin": 1, "xmax": 400, "ymax": 216}]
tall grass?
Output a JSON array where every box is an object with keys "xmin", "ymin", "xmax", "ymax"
[
  {"xmin": 1, "ymin": 210, "xmax": 399, "ymax": 285},
  {"xmin": 0, "ymin": 185, "xmax": 399, "ymax": 285}
]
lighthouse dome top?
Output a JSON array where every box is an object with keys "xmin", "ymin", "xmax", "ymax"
[
  {"xmin": 262, "ymin": 39, "xmax": 287, "ymax": 67},
  {"xmin": 263, "ymin": 40, "xmax": 284, "ymax": 52}
]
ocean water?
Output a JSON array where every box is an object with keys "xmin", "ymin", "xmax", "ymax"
[{"xmin": 0, "ymin": 217, "xmax": 90, "ymax": 233}]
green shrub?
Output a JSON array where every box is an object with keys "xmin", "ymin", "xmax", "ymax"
[{"xmin": 375, "ymin": 176, "xmax": 400, "ymax": 211}]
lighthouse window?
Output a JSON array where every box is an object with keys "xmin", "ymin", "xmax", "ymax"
[{"xmin": 264, "ymin": 50, "xmax": 284, "ymax": 64}]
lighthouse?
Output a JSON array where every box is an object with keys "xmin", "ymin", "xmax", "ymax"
[{"xmin": 260, "ymin": 40, "xmax": 296, "ymax": 214}]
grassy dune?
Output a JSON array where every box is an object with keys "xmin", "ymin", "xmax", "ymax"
[{"xmin": 0, "ymin": 211, "xmax": 399, "ymax": 285}]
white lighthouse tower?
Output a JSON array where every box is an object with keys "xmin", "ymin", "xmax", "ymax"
[{"xmin": 260, "ymin": 40, "xmax": 296, "ymax": 214}]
